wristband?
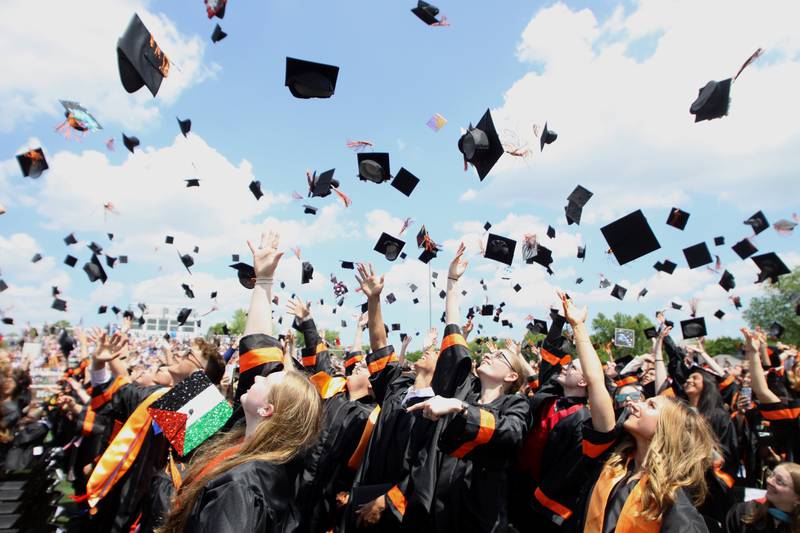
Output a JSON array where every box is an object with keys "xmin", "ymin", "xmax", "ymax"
[
  {"xmin": 448, "ymin": 276, "xmax": 459, "ymax": 281},
  {"xmin": 255, "ymin": 276, "xmax": 274, "ymax": 287}
]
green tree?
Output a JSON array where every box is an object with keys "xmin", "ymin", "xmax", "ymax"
[
  {"xmin": 229, "ymin": 309, "xmax": 247, "ymax": 336},
  {"xmin": 53, "ymin": 320, "xmax": 71, "ymax": 329},
  {"xmin": 207, "ymin": 322, "xmax": 228, "ymax": 336},
  {"xmin": 744, "ymin": 267, "xmax": 800, "ymax": 345},
  {"xmin": 703, "ymin": 336, "xmax": 742, "ymax": 356},
  {"xmin": 590, "ymin": 312, "xmax": 656, "ymax": 361}
]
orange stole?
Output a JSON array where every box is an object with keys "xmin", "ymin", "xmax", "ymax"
[
  {"xmin": 239, "ymin": 346, "xmax": 283, "ymax": 373},
  {"xmin": 347, "ymin": 405, "xmax": 381, "ymax": 470},
  {"xmin": 450, "ymin": 408, "xmax": 495, "ymax": 458},
  {"xmin": 584, "ymin": 463, "xmax": 660, "ymax": 533},
  {"xmin": 85, "ymin": 388, "xmax": 168, "ymax": 508},
  {"xmin": 309, "ymin": 372, "xmax": 348, "ymax": 399}
]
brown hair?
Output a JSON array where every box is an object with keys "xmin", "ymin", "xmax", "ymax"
[
  {"xmin": 159, "ymin": 371, "xmax": 323, "ymax": 533},
  {"xmin": 605, "ymin": 398, "xmax": 719, "ymax": 521},
  {"xmin": 194, "ymin": 338, "xmax": 225, "ymax": 385},
  {"xmin": 743, "ymin": 462, "xmax": 800, "ymax": 532}
]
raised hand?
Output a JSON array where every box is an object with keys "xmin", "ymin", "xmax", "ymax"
[
  {"xmin": 741, "ymin": 327, "xmax": 762, "ymax": 354},
  {"xmin": 355, "ymin": 263, "xmax": 384, "ymax": 299},
  {"xmin": 462, "ymin": 317, "xmax": 474, "ymax": 337},
  {"xmin": 423, "ymin": 327, "xmax": 439, "ymax": 351},
  {"xmin": 448, "ymin": 242, "xmax": 468, "ymax": 281},
  {"xmin": 247, "ymin": 230, "xmax": 284, "ymax": 278},
  {"xmin": 93, "ymin": 331, "xmax": 128, "ymax": 362},
  {"xmin": 286, "ymin": 298, "xmax": 312, "ymax": 322},
  {"xmin": 558, "ymin": 291, "xmax": 588, "ymax": 326},
  {"xmin": 357, "ymin": 312, "xmax": 368, "ymax": 329}
]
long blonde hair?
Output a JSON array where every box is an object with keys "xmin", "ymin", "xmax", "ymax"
[
  {"xmin": 159, "ymin": 371, "xmax": 323, "ymax": 533},
  {"xmin": 604, "ymin": 398, "xmax": 718, "ymax": 521}
]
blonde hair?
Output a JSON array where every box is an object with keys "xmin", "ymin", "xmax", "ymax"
[
  {"xmin": 159, "ymin": 371, "xmax": 323, "ymax": 533},
  {"xmin": 498, "ymin": 347, "xmax": 531, "ymax": 394},
  {"xmin": 604, "ymin": 398, "xmax": 718, "ymax": 521},
  {"xmin": 743, "ymin": 462, "xmax": 800, "ymax": 532}
]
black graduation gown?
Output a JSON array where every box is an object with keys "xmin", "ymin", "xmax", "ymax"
[
  {"xmin": 724, "ymin": 500, "xmax": 792, "ymax": 533},
  {"xmin": 139, "ymin": 461, "xmax": 186, "ymax": 533},
  {"xmin": 757, "ymin": 400, "xmax": 800, "ymax": 463},
  {"xmin": 186, "ymin": 460, "xmax": 293, "ymax": 532}
]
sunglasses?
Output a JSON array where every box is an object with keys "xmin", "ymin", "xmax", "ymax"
[{"xmin": 614, "ymin": 391, "xmax": 643, "ymax": 403}]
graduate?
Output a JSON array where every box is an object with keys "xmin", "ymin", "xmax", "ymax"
[{"xmin": 725, "ymin": 462, "xmax": 800, "ymax": 533}]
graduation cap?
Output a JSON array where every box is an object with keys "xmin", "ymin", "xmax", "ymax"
[
  {"xmin": 185, "ymin": 178, "xmax": 200, "ymax": 188},
  {"xmin": 719, "ymin": 270, "xmax": 735, "ymax": 292},
  {"xmin": 88, "ymin": 241, "xmax": 104, "ymax": 254},
  {"xmin": 16, "ymin": 148, "xmax": 48, "ymax": 178},
  {"xmin": 769, "ymin": 322, "xmax": 785, "ymax": 338},
  {"xmin": 1, "ymin": 318, "xmax": 12, "ymax": 326},
  {"xmin": 51, "ymin": 286, "xmax": 60, "ymax": 297},
  {"xmin": 683, "ymin": 242, "xmax": 712, "ymax": 269},
  {"xmin": 340, "ymin": 260, "xmax": 355, "ymax": 269},
  {"xmin": 308, "ymin": 169, "xmax": 339, "ymax": 198},
  {"xmin": 303, "ymin": 205, "xmax": 318, "ymax": 215},
  {"xmin": 638, "ymin": 288, "xmax": 648, "ymax": 299},
  {"xmin": 412, "ymin": 297, "xmax": 419, "ymax": 304},
  {"xmin": 731, "ymin": 238, "xmax": 757, "ymax": 260},
  {"xmin": 513, "ymin": 283, "xmax": 522, "ymax": 293},
  {"xmin": 230, "ymin": 263, "xmax": 255, "ymax": 289},
  {"xmin": 527, "ymin": 244, "xmax": 554, "ymax": 274},
  {"xmin": 358, "ymin": 153, "xmax": 391, "ymax": 183},
  {"xmin": 301, "ymin": 261, "xmax": 314, "ymax": 284},
  {"xmin": 176, "ymin": 308, "xmax": 192, "ymax": 326},
  {"xmin": 391, "ymin": 168, "xmax": 419, "ymax": 197},
  {"xmin": 122, "ymin": 133, "xmax": 140, "ymax": 153},
  {"xmin": 120, "ymin": 255, "xmax": 128, "ymax": 264},
  {"xmin": 409, "ymin": 283, "xmax": 418, "ymax": 292},
  {"xmin": 106, "ymin": 255, "xmax": 118, "ymax": 268},
  {"xmin": 52, "ymin": 298, "xmax": 67, "ymax": 312},
  {"xmin": 526, "ymin": 319, "xmax": 548, "ymax": 334},
  {"xmin": 680, "ymin": 317, "xmax": 707, "ymax": 339},
  {"xmin": 484, "ymin": 233, "xmax": 516, "ymax": 266},
  {"xmin": 690, "ymin": 78, "xmax": 731, "ymax": 122},
  {"xmin": 211, "ymin": 24, "xmax": 227, "ymax": 43},
  {"xmin": 117, "ymin": 13, "xmax": 170, "ymax": 97},
  {"xmin": 643, "ymin": 327, "xmax": 658, "ymax": 339},
  {"xmin": 147, "ymin": 371, "xmax": 232, "ymax": 456},
  {"xmin": 714, "ymin": 310, "xmax": 725, "ymax": 320},
  {"xmin": 564, "ymin": 185, "xmax": 594, "ymax": 225},
  {"xmin": 210, "ymin": 291, "xmax": 217, "ymax": 299},
  {"xmin": 481, "ymin": 304, "xmax": 494, "ymax": 316},
  {"xmin": 63, "ymin": 233, "xmax": 78, "ymax": 245},
  {"xmin": 601, "ymin": 210, "xmax": 660, "ymax": 265},
  {"xmin": 419, "ymin": 249, "xmax": 437, "ymax": 264},
  {"xmin": 666, "ymin": 207, "xmax": 690, "ymax": 230},
  {"xmin": 64, "ymin": 255, "xmax": 78, "ymax": 267},
  {"xmin": 458, "ymin": 109, "xmax": 504, "ymax": 181},
  {"xmin": 611, "ymin": 284, "xmax": 627, "ymax": 301},
  {"xmin": 385, "ymin": 293, "xmax": 397, "ymax": 304},
  {"xmin": 112, "ymin": 306, "xmax": 122, "ymax": 315},
  {"xmin": 654, "ymin": 260, "xmax": 677, "ymax": 274},
  {"xmin": 232, "ymin": 254, "xmax": 240, "ymax": 262},
  {"xmin": 206, "ymin": 0, "xmax": 227, "ymax": 18},
  {"xmin": 193, "ymin": 246, "xmax": 200, "ymax": 254},
  {"xmin": 285, "ymin": 57, "xmax": 339, "ymax": 99},
  {"xmin": 576, "ymin": 277, "xmax": 583, "ymax": 284},
  {"xmin": 0, "ymin": 280, "xmax": 6, "ymax": 293},
  {"xmin": 249, "ymin": 180, "xmax": 263, "ymax": 200},
  {"xmin": 98, "ymin": 305, "xmax": 107, "ymax": 314},
  {"xmin": 108, "ymin": 233, "xmax": 114, "ymax": 240},
  {"xmin": 83, "ymin": 254, "xmax": 108, "ymax": 284},
  {"xmin": 391, "ymin": 323, "xmax": 401, "ymax": 332},
  {"xmin": 539, "ymin": 122, "xmax": 558, "ymax": 151},
  {"xmin": 752, "ymin": 252, "xmax": 790, "ymax": 283},
  {"xmin": 411, "ymin": 0, "xmax": 441, "ymax": 25},
  {"xmin": 713, "ymin": 236, "xmax": 725, "ymax": 246},
  {"xmin": 577, "ymin": 246, "xmax": 586, "ymax": 259},
  {"xmin": 438, "ymin": 290, "xmax": 446, "ymax": 299},
  {"xmin": 546, "ymin": 226, "xmax": 555, "ymax": 239},
  {"xmin": 744, "ymin": 211, "xmax": 769, "ymax": 235},
  {"xmin": 182, "ymin": 284, "xmax": 195, "ymax": 299},
  {"xmin": 374, "ymin": 233, "xmax": 405, "ymax": 261},
  {"xmin": 179, "ymin": 252, "xmax": 194, "ymax": 274},
  {"xmin": 31, "ymin": 253, "xmax": 42, "ymax": 263},
  {"xmin": 177, "ymin": 117, "xmax": 192, "ymax": 137},
  {"xmin": 671, "ymin": 302, "xmax": 683, "ymax": 310}
]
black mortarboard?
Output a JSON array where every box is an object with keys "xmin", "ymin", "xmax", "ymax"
[
  {"xmin": 16, "ymin": 148, "xmax": 48, "ymax": 178},
  {"xmin": 539, "ymin": 122, "xmax": 558, "ymax": 151},
  {"xmin": 671, "ymin": 302, "xmax": 683, "ymax": 310},
  {"xmin": 301, "ymin": 261, "xmax": 314, "ymax": 284},
  {"xmin": 374, "ymin": 233, "xmax": 405, "ymax": 261},
  {"xmin": 769, "ymin": 322, "xmax": 785, "ymax": 338},
  {"xmin": 654, "ymin": 259, "xmax": 677, "ymax": 274},
  {"xmin": 182, "ymin": 283, "xmax": 195, "ymax": 298},
  {"xmin": 106, "ymin": 255, "xmax": 118, "ymax": 268},
  {"xmin": 64, "ymin": 233, "xmax": 77, "ymax": 245},
  {"xmin": 714, "ymin": 236, "xmax": 725, "ymax": 246},
  {"xmin": 666, "ymin": 207, "xmax": 690, "ymax": 230},
  {"xmin": 483, "ymin": 221, "xmax": 492, "ymax": 231},
  {"xmin": 513, "ymin": 283, "xmax": 522, "ymax": 292},
  {"xmin": 409, "ymin": 283, "xmax": 418, "ymax": 292},
  {"xmin": 52, "ymin": 286, "xmax": 60, "ymax": 297},
  {"xmin": 527, "ymin": 243, "xmax": 554, "ymax": 274},
  {"xmin": 680, "ymin": 317, "xmax": 707, "ymax": 339},
  {"xmin": 64, "ymin": 255, "xmax": 77, "ymax": 267},
  {"xmin": 690, "ymin": 78, "xmax": 731, "ymax": 122},
  {"xmin": 391, "ymin": 323, "xmax": 401, "ymax": 331},
  {"xmin": 385, "ymin": 293, "xmax": 397, "ymax": 304},
  {"xmin": 565, "ymin": 202, "xmax": 584, "ymax": 225},
  {"xmin": 31, "ymin": 253, "xmax": 42, "ymax": 263},
  {"xmin": 437, "ymin": 289, "xmax": 445, "ymax": 299},
  {"xmin": 412, "ymin": 297, "xmax": 419, "ymax": 304},
  {"xmin": 744, "ymin": 210, "xmax": 769, "ymax": 235},
  {"xmin": 193, "ymin": 246, "xmax": 200, "ymax": 254},
  {"xmin": 481, "ymin": 304, "xmax": 494, "ymax": 316},
  {"xmin": 211, "ymin": 24, "xmax": 227, "ymax": 43},
  {"xmin": 206, "ymin": 0, "xmax": 226, "ymax": 18},
  {"xmin": 52, "ymin": 298, "xmax": 67, "ymax": 312},
  {"xmin": 232, "ymin": 254, "xmax": 239, "ymax": 262},
  {"xmin": 1, "ymin": 318, "xmax": 12, "ymax": 325},
  {"xmin": 358, "ymin": 153, "xmax": 391, "ymax": 183},
  {"xmin": 185, "ymin": 178, "xmax": 200, "ymax": 188},
  {"xmin": 527, "ymin": 319, "xmax": 548, "ymax": 334},
  {"xmin": 683, "ymin": 242, "xmax": 712, "ymax": 269},
  {"xmin": 419, "ymin": 249, "xmax": 437, "ymax": 264},
  {"xmin": 108, "ymin": 232, "xmax": 114, "ymax": 240},
  {"xmin": 547, "ymin": 225, "xmax": 555, "ymax": 239},
  {"xmin": 165, "ymin": 235, "xmax": 174, "ymax": 244},
  {"xmin": 391, "ymin": 168, "xmax": 419, "ymax": 196},
  {"xmin": 732, "ymin": 238, "xmax": 757, "ymax": 259},
  {"xmin": 714, "ymin": 310, "xmax": 725, "ymax": 320},
  {"xmin": 88, "ymin": 241, "xmax": 103, "ymax": 254},
  {"xmin": 458, "ymin": 109, "xmax": 504, "ymax": 181},
  {"xmin": 360, "ymin": 302, "xmax": 368, "ymax": 313},
  {"xmin": 719, "ymin": 270, "xmax": 735, "ymax": 292},
  {"xmin": 411, "ymin": 1, "xmax": 440, "ymax": 25},
  {"xmin": 577, "ymin": 245, "xmax": 586, "ymax": 259},
  {"xmin": 122, "ymin": 133, "xmax": 140, "ymax": 153},
  {"xmin": 177, "ymin": 117, "xmax": 191, "ymax": 137},
  {"xmin": 341, "ymin": 260, "xmax": 354, "ymax": 269},
  {"xmin": 308, "ymin": 169, "xmax": 339, "ymax": 198},
  {"xmin": 285, "ymin": 57, "xmax": 339, "ymax": 99},
  {"xmin": 611, "ymin": 284, "xmax": 627, "ymax": 300},
  {"xmin": 112, "ymin": 306, "xmax": 121, "ymax": 315},
  {"xmin": 0, "ymin": 280, "xmax": 6, "ymax": 292},
  {"xmin": 601, "ymin": 210, "xmax": 660, "ymax": 265},
  {"xmin": 752, "ymin": 252, "xmax": 790, "ymax": 283},
  {"xmin": 568, "ymin": 185, "xmax": 593, "ymax": 207},
  {"xmin": 576, "ymin": 277, "xmax": 583, "ymax": 284},
  {"xmin": 210, "ymin": 291, "xmax": 217, "ymax": 299},
  {"xmin": 249, "ymin": 180, "xmax": 263, "ymax": 200},
  {"xmin": 303, "ymin": 205, "xmax": 318, "ymax": 215},
  {"xmin": 638, "ymin": 288, "xmax": 648, "ymax": 299},
  {"xmin": 484, "ymin": 234, "xmax": 516, "ymax": 266},
  {"xmin": 180, "ymin": 252, "xmax": 194, "ymax": 274},
  {"xmin": 83, "ymin": 254, "xmax": 108, "ymax": 284},
  {"xmin": 176, "ymin": 308, "xmax": 192, "ymax": 326},
  {"xmin": 400, "ymin": 252, "xmax": 407, "ymax": 259},
  {"xmin": 644, "ymin": 327, "xmax": 658, "ymax": 339},
  {"xmin": 230, "ymin": 263, "xmax": 255, "ymax": 289},
  {"xmin": 98, "ymin": 305, "xmax": 107, "ymax": 314},
  {"xmin": 117, "ymin": 14, "xmax": 170, "ymax": 97},
  {"xmin": 120, "ymin": 255, "xmax": 128, "ymax": 264}
]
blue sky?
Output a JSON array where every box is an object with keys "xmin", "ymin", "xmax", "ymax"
[{"xmin": 1, "ymin": 0, "xmax": 798, "ymax": 347}]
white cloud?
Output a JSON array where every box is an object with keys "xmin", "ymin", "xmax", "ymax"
[
  {"xmin": 0, "ymin": 0, "xmax": 216, "ymax": 132},
  {"xmin": 459, "ymin": 188, "xmax": 477, "ymax": 202}
]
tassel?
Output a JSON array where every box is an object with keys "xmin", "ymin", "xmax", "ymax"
[
  {"xmin": 332, "ymin": 187, "xmax": 352, "ymax": 207},
  {"xmin": 733, "ymin": 48, "xmax": 764, "ymax": 82}
]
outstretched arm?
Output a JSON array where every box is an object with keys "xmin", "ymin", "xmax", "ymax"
[
  {"xmin": 742, "ymin": 327, "xmax": 779, "ymax": 404},
  {"xmin": 654, "ymin": 325, "xmax": 671, "ymax": 393},
  {"xmin": 445, "ymin": 243, "xmax": 467, "ymax": 325},
  {"xmin": 244, "ymin": 231, "xmax": 284, "ymax": 337},
  {"xmin": 355, "ymin": 263, "xmax": 386, "ymax": 351}
]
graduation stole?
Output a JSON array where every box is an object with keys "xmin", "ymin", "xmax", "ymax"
[
  {"xmin": 584, "ymin": 460, "xmax": 661, "ymax": 533},
  {"xmin": 84, "ymin": 388, "xmax": 168, "ymax": 509},
  {"xmin": 309, "ymin": 371, "xmax": 347, "ymax": 399},
  {"xmin": 81, "ymin": 376, "xmax": 130, "ymax": 437},
  {"xmin": 348, "ymin": 405, "xmax": 381, "ymax": 470}
]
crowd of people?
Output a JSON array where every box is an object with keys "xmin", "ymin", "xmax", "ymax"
[{"xmin": 0, "ymin": 230, "xmax": 797, "ymax": 533}]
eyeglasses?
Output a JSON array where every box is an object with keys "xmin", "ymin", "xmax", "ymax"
[
  {"xmin": 488, "ymin": 351, "xmax": 514, "ymax": 371},
  {"xmin": 767, "ymin": 470, "xmax": 789, "ymax": 488},
  {"xmin": 614, "ymin": 391, "xmax": 643, "ymax": 403}
]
